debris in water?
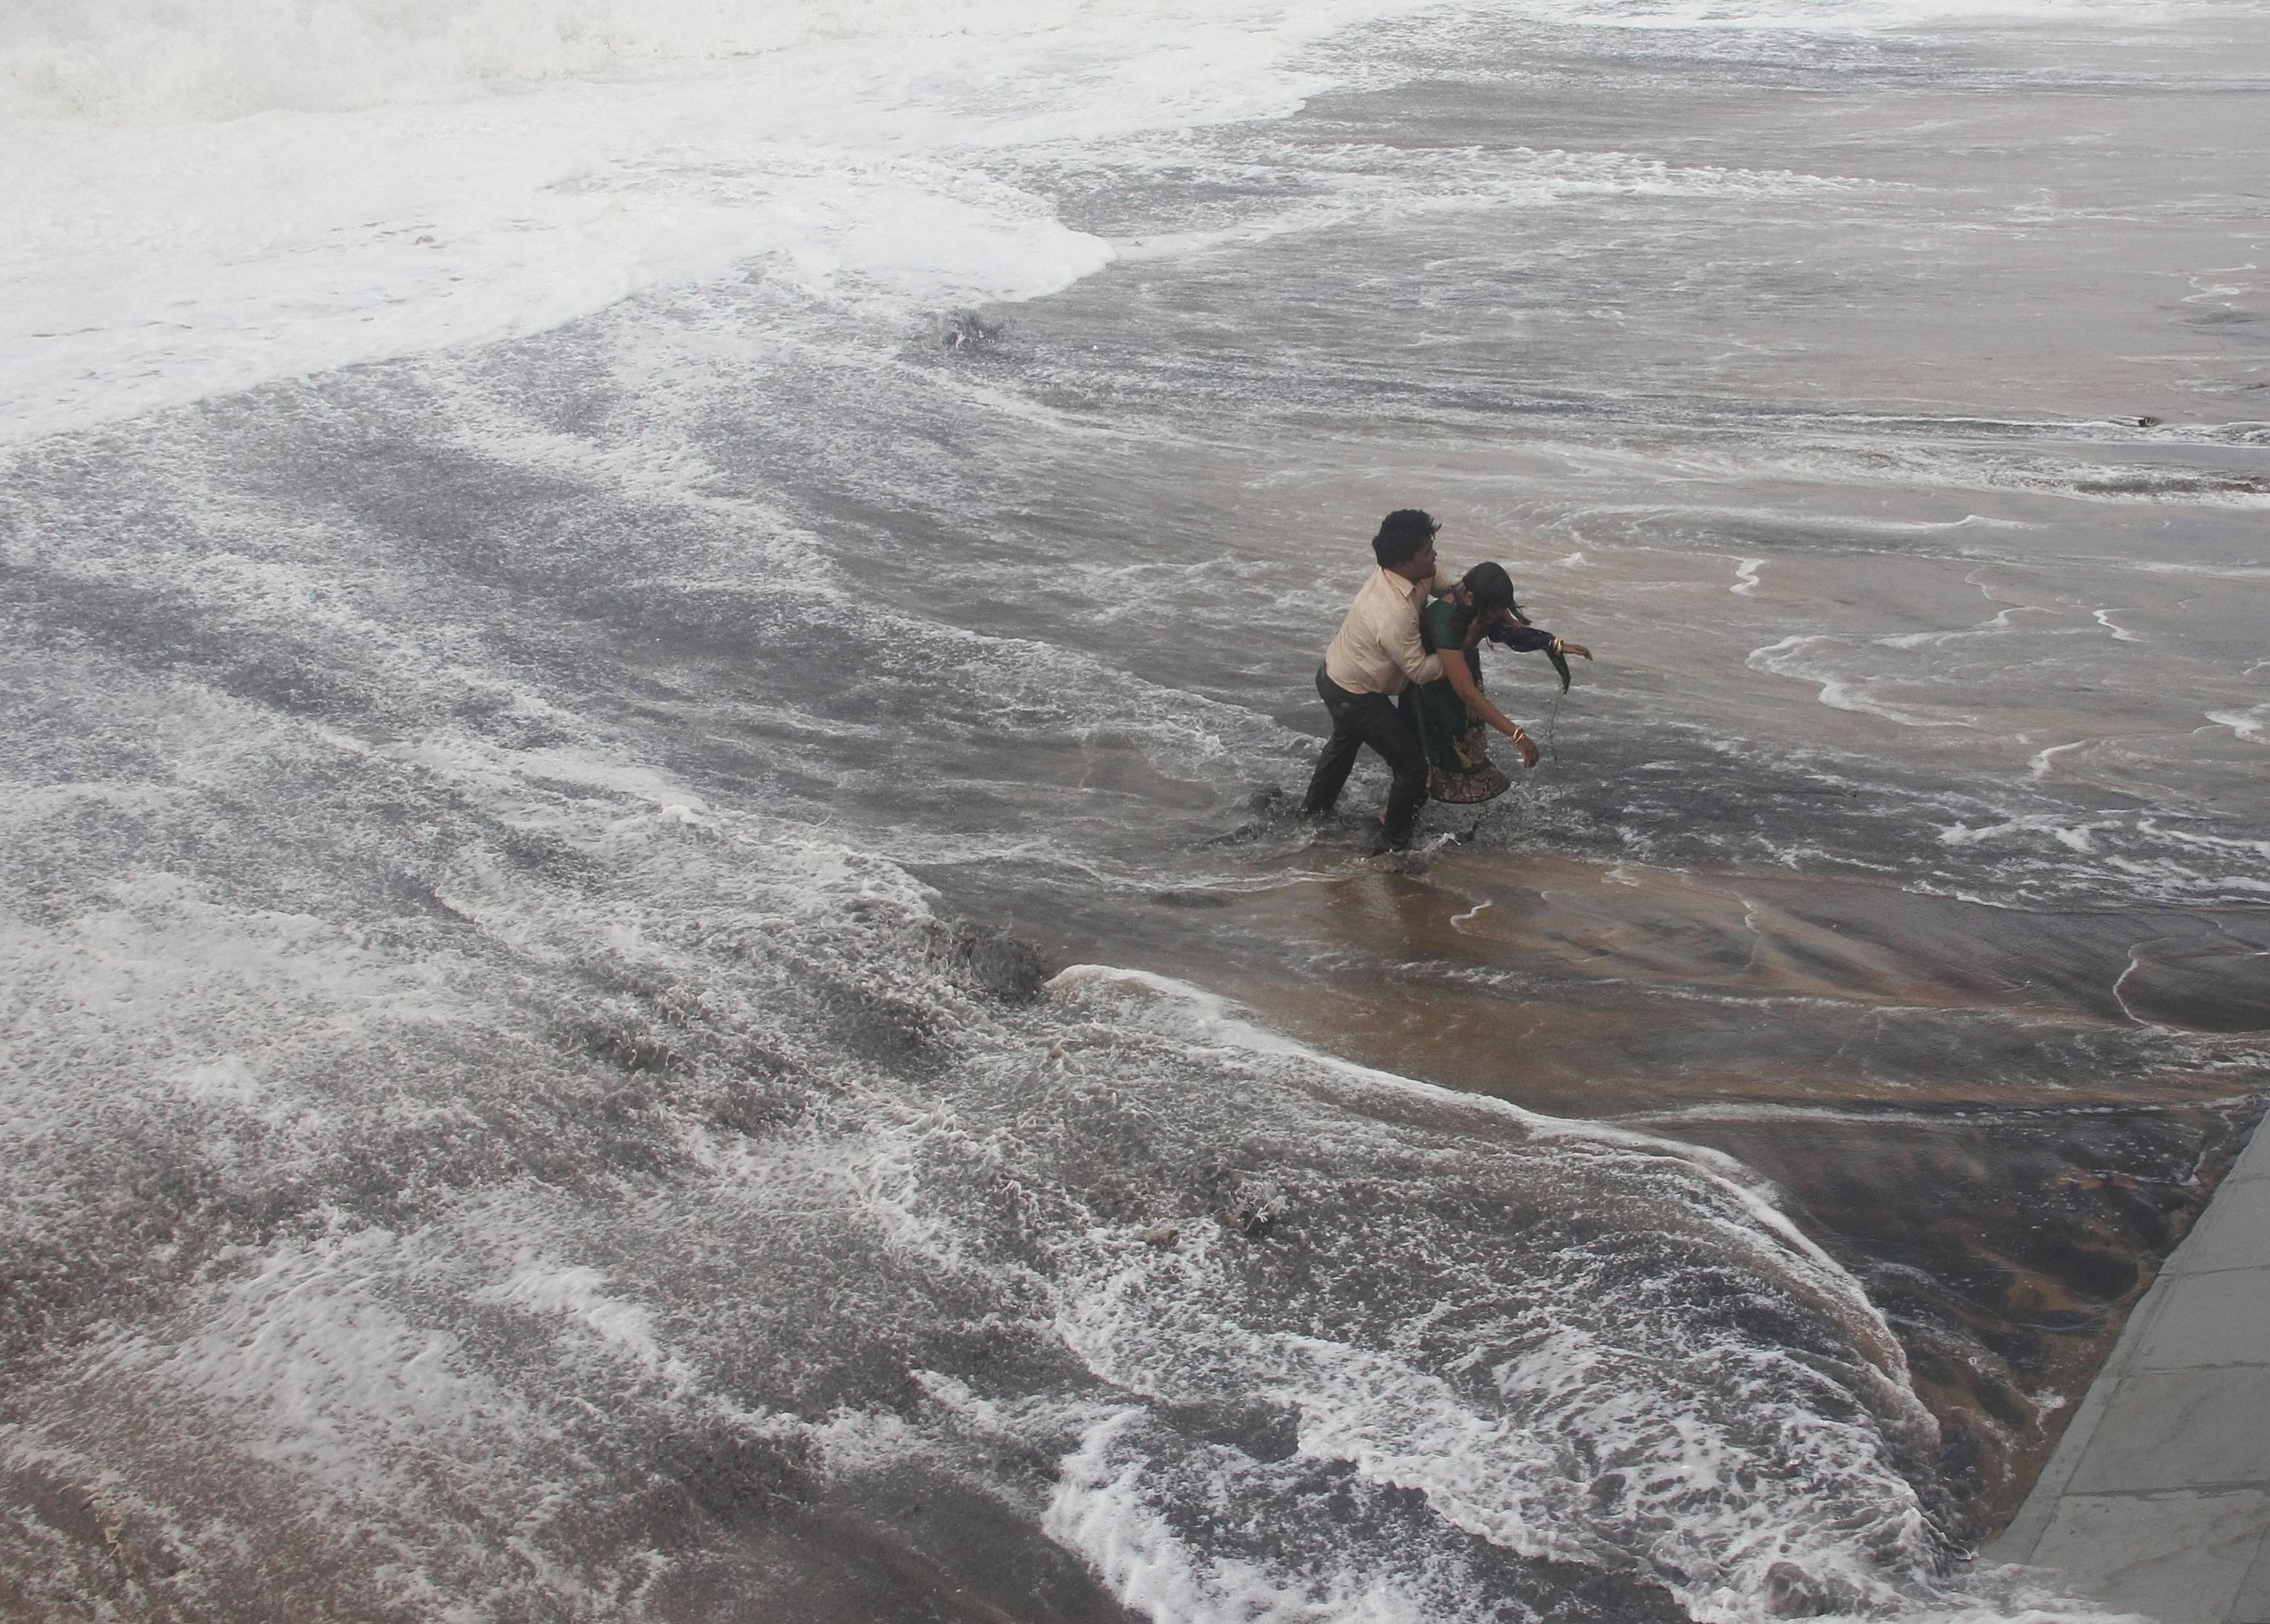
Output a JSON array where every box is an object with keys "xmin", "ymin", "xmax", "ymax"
[{"xmin": 1228, "ymin": 1179, "xmax": 1287, "ymax": 1239}]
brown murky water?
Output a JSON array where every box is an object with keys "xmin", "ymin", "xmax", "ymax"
[{"xmin": 968, "ymin": 851, "xmax": 2262, "ymax": 1541}]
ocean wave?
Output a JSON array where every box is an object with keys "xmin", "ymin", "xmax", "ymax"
[
  {"xmin": 1, "ymin": 0, "xmax": 1117, "ymax": 123},
  {"xmin": 12, "ymin": 0, "xmax": 2264, "ymax": 129},
  {"xmin": 0, "ymin": 641, "xmax": 2025, "ymax": 1618}
]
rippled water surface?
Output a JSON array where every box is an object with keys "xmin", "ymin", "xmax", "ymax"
[{"xmin": 5, "ymin": 1, "xmax": 2268, "ymax": 1619}]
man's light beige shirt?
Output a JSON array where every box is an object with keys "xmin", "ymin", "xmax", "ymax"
[{"xmin": 1322, "ymin": 566, "xmax": 1444, "ymax": 695}]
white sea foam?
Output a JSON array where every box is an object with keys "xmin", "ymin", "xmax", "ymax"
[
  {"xmin": 14, "ymin": 0, "xmax": 2261, "ymax": 447},
  {"xmin": 481, "ymin": 1260, "xmax": 689, "ymax": 1383},
  {"xmin": 2131, "ymin": 560, "xmax": 2270, "ymax": 579},
  {"xmin": 1, "ymin": 0, "xmax": 1098, "ymax": 123},
  {"xmin": 1045, "ymin": 1408, "xmax": 1442, "ymax": 1624},
  {"xmin": 16, "ymin": 85, "xmax": 1870, "ymax": 444},
  {"xmin": 2133, "ymin": 816, "xmax": 2270, "ymax": 860},
  {"xmin": 2206, "ymin": 702, "xmax": 2270, "ymax": 744},
  {"xmin": 2027, "ymin": 738, "xmax": 2090, "ymax": 780},
  {"xmin": 2103, "ymin": 855, "xmax": 2270, "ymax": 897},
  {"xmin": 1029, "ymin": 974, "xmax": 1988, "ymax": 1623},
  {"xmin": 1048, "ymin": 964, "xmax": 1751, "ymax": 1162},
  {"xmin": 17, "ymin": 0, "xmax": 2243, "ymax": 129},
  {"xmin": 1557, "ymin": 500, "xmax": 2043, "ymax": 552},
  {"xmin": 2, "ymin": 0, "xmax": 1394, "ymax": 443},
  {"xmin": 12, "ymin": 0, "xmax": 1904, "ymax": 448},
  {"xmin": 1936, "ymin": 813, "xmax": 2121, "ymax": 854},
  {"xmin": 1554, "ymin": 0, "xmax": 2270, "ymax": 38},
  {"xmin": 1045, "ymin": 964, "xmax": 1920, "ymax": 1396},
  {"xmin": 89, "ymin": 1226, "xmax": 545, "ymax": 1524},
  {"xmin": 1, "ymin": 548, "xmax": 2161, "ymax": 1620},
  {"xmin": 1747, "ymin": 633, "xmax": 1977, "ymax": 728},
  {"xmin": 1110, "ymin": 138, "xmax": 1880, "ymax": 280},
  {"xmin": 4, "ymin": 62, "xmax": 1117, "ymax": 442}
]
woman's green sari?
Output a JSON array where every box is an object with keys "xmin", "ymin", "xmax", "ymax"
[{"xmin": 1413, "ymin": 598, "xmax": 1511, "ymax": 805}]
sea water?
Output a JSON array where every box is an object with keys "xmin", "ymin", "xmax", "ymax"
[{"xmin": 3, "ymin": 0, "xmax": 2267, "ymax": 1618}]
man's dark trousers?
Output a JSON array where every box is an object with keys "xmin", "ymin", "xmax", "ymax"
[{"xmin": 1301, "ymin": 665, "xmax": 1428, "ymax": 848}]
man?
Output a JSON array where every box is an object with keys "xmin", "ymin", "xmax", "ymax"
[{"xmin": 1300, "ymin": 509, "xmax": 1459, "ymax": 852}]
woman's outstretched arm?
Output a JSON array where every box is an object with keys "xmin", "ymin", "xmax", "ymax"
[{"xmin": 1442, "ymin": 657, "xmax": 1540, "ymax": 769}]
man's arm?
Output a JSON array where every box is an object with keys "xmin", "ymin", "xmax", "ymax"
[{"xmin": 1385, "ymin": 605, "xmax": 1445, "ymax": 687}]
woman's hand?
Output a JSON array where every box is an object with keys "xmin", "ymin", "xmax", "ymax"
[
  {"xmin": 1553, "ymin": 638, "xmax": 1593, "ymax": 662},
  {"xmin": 1445, "ymin": 650, "xmax": 1542, "ymax": 767}
]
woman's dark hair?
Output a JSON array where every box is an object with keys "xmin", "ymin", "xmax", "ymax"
[
  {"xmin": 1372, "ymin": 508, "xmax": 1440, "ymax": 569},
  {"xmin": 1426, "ymin": 561, "xmax": 1516, "ymax": 652}
]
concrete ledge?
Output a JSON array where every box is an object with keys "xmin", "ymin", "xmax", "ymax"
[
  {"xmin": 2184, "ymin": 1183, "xmax": 2270, "ymax": 1273},
  {"xmin": 2070, "ymin": 1369, "xmax": 2270, "ymax": 1494},
  {"xmin": 2031, "ymin": 1490, "xmax": 2269, "ymax": 1624},
  {"xmin": 1988, "ymin": 1109, "xmax": 2270, "ymax": 1621},
  {"xmin": 2135, "ymin": 1272, "xmax": 2270, "ymax": 1371},
  {"xmin": 2239, "ymin": 1538, "xmax": 2270, "ymax": 1624},
  {"xmin": 1989, "ymin": 1275, "xmax": 2179, "ymax": 1565}
]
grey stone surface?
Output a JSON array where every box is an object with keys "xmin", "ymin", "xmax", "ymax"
[
  {"xmin": 2031, "ymin": 1491, "xmax": 2269, "ymax": 1624},
  {"xmin": 1988, "ymin": 1111, "xmax": 2269, "ymax": 1619},
  {"xmin": 2236, "ymin": 1534, "xmax": 2270, "ymax": 1624},
  {"xmin": 2070, "ymin": 1368, "xmax": 2270, "ymax": 1494},
  {"xmin": 1998, "ymin": 1113, "xmax": 2270, "ymax": 1617},
  {"xmin": 2185, "ymin": 1181, "xmax": 2270, "ymax": 1274},
  {"xmin": 2135, "ymin": 1271, "xmax": 2270, "ymax": 1372},
  {"xmin": 1988, "ymin": 1275, "xmax": 2182, "ymax": 1564}
]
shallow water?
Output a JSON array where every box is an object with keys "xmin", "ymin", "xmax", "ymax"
[{"xmin": 4, "ymin": 1, "xmax": 2268, "ymax": 1619}]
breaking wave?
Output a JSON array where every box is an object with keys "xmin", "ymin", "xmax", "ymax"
[{"xmin": 1, "ymin": 0, "xmax": 1119, "ymax": 122}]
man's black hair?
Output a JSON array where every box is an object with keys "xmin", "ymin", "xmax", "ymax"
[{"xmin": 1372, "ymin": 508, "xmax": 1440, "ymax": 569}]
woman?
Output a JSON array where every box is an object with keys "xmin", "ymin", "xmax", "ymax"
[{"xmin": 1412, "ymin": 562, "xmax": 1590, "ymax": 804}]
